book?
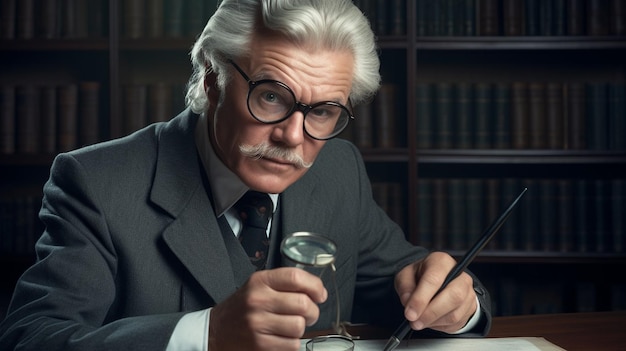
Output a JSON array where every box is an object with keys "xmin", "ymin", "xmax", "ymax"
[
  {"xmin": 78, "ymin": 82, "xmax": 100, "ymax": 147},
  {"xmin": 511, "ymin": 82, "xmax": 529, "ymax": 149},
  {"xmin": 557, "ymin": 179, "xmax": 574, "ymax": 252},
  {"xmin": 611, "ymin": 0, "xmax": 626, "ymax": 35},
  {"xmin": 573, "ymin": 180, "xmax": 590, "ymax": 252},
  {"xmin": 465, "ymin": 178, "xmax": 485, "ymax": 246},
  {"xmin": 519, "ymin": 179, "xmax": 538, "ymax": 251},
  {"xmin": 432, "ymin": 178, "xmax": 448, "ymax": 250},
  {"xmin": 352, "ymin": 101, "xmax": 374, "ymax": 149},
  {"xmin": 539, "ymin": 0, "xmax": 555, "ymax": 35},
  {"xmin": 484, "ymin": 178, "xmax": 500, "ymax": 250},
  {"xmin": 16, "ymin": 0, "xmax": 34, "ymax": 39},
  {"xmin": 39, "ymin": 85, "xmax": 57, "ymax": 154},
  {"xmin": 587, "ymin": 0, "xmax": 610, "ymax": 36},
  {"xmin": 502, "ymin": 0, "xmax": 524, "ymax": 36},
  {"xmin": 435, "ymin": 83, "xmax": 454, "ymax": 149},
  {"xmin": 37, "ymin": 0, "xmax": 59, "ymax": 39},
  {"xmin": 415, "ymin": 83, "xmax": 434, "ymax": 149},
  {"xmin": 389, "ymin": 0, "xmax": 406, "ymax": 36},
  {"xmin": 416, "ymin": 179, "xmax": 433, "ymax": 248},
  {"xmin": 164, "ymin": 0, "xmax": 184, "ymax": 38},
  {"xmin": 15, "ymin": 85, "xmax": 40, "ymax": 154},
  {"xmin": 586, "ymin": 82, "xmax": 609, "ymax": 150},
  {"xmin": 493, "ymin": 83, "xmax": 511, "ymax": 149},
  {"xmin": 525, "ymin": 0, "xmax": 540, "ymax": 35},
  {"xmin": 374, "ymin": 83, "xmax": 397, "ymax": 148},
  {"xmin": 0, "ymin": 85, "xmax": 15, "ymax": 154},
  {"xmin": 592, "ymin": 180, "xmax": 609, "ymax": 253},
  {"xmin": 455, "ymin": 82, "xmax": 474, "ymax": 149},
  {"xmin": 608, "ymin": 83, "xmax": 626, "ymax": 150},
  {"xmin": 500, "ymin": 178, "xmax": 521, "ymax": 251},
  {"xmin": 146, "ymin": 0, "xmax": 164, "ymax": 38},
  {"xmin": 148, "ymin": 82, "xmax": 173, "ymax": 123},
  {"xmin": 478, "ymin": 0, "xmax": 500, "ymax": 35},
  {"xmin": 1, "ymin": 0, "xmax": 16, "ymax": 39},
  {"xmin": 528, "ymin": 82, "xmax": 547, "ymax": 149},
  {"xmin": 539, "ymin": 179, "xmax": 557, "ymax": 251},
  {"xmin": 474, "ymin": 82, "xmax": 493, "ymax": 149},
  {"xmin": 611, "ymin": 180, "xmax": 625, "ymax": 253},
  {"xmin": 566, "ymin": 0, "xmax": 585, "ymax": 35},
  {"xmin": 553, "ymin": 0, "xmax": 566, "ymax": 35},
  {"xmin": 186, "ymin": 0, "xmax": 206, "ymax": 37},
  {"xmin": 124, "ymin": 0, "xmax": 145, "ymax": 38},
  {"xmin": 123, "ymin": 84, "xmax": 148, "ymax": 135},
  {"xmin": 566, "ymin": 82, "xmax": 586, "ymax": 150},
  {"xmin": 546, "ymin": 82, "xmax": 565, "ymax": 149},
  {"xmin": 57, "ymin": 84, "xmax": 78, "ymax": 152},
  {"xmin": 448, "ymin": 178, "xmax": 466, "ymax": 250}
]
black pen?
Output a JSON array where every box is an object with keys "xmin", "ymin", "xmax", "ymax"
[{"xmin": 382, "ymin": 188, "xmax": 527, "ymax": 351}]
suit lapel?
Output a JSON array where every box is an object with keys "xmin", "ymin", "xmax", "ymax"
[{"xmin": 150, "ymin": 110, "xmax": 238, "ymax": 304}]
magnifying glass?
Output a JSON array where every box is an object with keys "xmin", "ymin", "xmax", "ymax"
[{"xmin": 281, "ymin": 232, "xmax": 353, "ymax": 345}]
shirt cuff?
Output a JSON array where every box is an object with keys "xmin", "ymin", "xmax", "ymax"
[
  {"xmin": 166, "ymin": 309, "xmax": 211, "ymax": 351},
  {"xmin": 449, "ymin": 296, "xmax": 481, "ymax": 335}
]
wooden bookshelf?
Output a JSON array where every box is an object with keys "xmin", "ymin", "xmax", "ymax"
[{"xmin": 1, "ymin": 0, "xmax": 625, "ymax": 319}]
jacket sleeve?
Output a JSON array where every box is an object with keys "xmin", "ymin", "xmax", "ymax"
[{"xmin": 0, "ymin": 153, "xmax": 184, "ymax": 351}]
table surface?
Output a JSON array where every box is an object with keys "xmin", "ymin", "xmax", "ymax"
[
  {"xmin": 308, "ymin": 311, "xmax": 626, "ymax": 351},
  {"xmin": 488, "ymin": 311, "xmax": 626, "ymax": 351}
]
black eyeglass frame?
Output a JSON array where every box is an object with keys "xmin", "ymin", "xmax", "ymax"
[{"xmin": 228, "ymin": 59, "xmax": 354, "ymax": 140}]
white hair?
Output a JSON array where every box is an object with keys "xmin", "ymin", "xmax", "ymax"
[{"xmin": 186, "ymin": 0, "xmax": 381, "ymax": 114}]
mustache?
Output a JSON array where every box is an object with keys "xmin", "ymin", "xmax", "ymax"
[{"xmin": 239, "ymin": 142, "xmax": 313, "ymax": 169}]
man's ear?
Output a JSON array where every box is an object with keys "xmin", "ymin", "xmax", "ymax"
[{"xmin": 203, "ymin": 69, "xmax": 220, "ymax": 105}]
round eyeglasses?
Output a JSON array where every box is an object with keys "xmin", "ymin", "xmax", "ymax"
[{"xmin": 229, "ymin": 60, "xmax": 354, "ymax": 140}]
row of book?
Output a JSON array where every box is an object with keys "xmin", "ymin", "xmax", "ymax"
[
  {"xmin": 0, "ymin": 83, "xmax": 101, "ymax": 155},
  {"xmin": 122, "ymin": 0, "xmax": 218, "ymax": 39},
  {"xmin": 414, "ymin": 0, "xmax": 626, "ymax": 37},
  {"xmin": 415, "ymin": 81, "xmax": 626, "ymax": 150},
  {"xmin": 0, "ymin": 0, "xmax": 106, "ymax": 40},
  {"xmin": 484, "ymin": 275, "xmax": 626, "ymax": 316},
  {"xmin": 416, "ymin": 177, "xmax": 626, "ymax": 254},
  {"xmin": 0, "ymin": 194, "xmax": 42, "ymax": 256},
  {"xmin": 121, "ymin": 83, "xmax": 186, "ymax": 137}
]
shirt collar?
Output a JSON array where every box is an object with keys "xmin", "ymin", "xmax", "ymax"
[{"xmin": 194, "ymin": 113, "xmax": 278, "ymax": 217}]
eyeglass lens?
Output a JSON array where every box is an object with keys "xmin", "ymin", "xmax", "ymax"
[{"xmin": 248, "ymin": 81, "xmax": 350, "ymax": 139}]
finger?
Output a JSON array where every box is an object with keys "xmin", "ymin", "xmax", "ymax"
[
  {"xmin": 261, "ymin": 267, "xmax": 328, "ymax": 303},
  {"xmin": 394, "ymin": 263, "xmax": 418, "ymax": 306},
  {"xmin": 265, "ymin": 290, "xmax": 321, "ymax": 327},
  {"xmin": 403, "ymin": 253, "xmax": 456, "ymax": 323},
  {"xmin": 414, "ymin": 272, "xmax": 476, "ymax": 331}
]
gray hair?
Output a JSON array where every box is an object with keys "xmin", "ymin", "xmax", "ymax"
[{"xmin": 186, "ymin": 0, "xmax": 381, "ymax": 114}]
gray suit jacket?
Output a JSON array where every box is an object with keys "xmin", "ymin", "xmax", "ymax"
[{"xmin": 0, "ymin": 110, "xmax": 490, "ymax": 350}]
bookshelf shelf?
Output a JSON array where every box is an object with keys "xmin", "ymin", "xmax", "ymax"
[
  {"xmin": 119, "ymin": 38, "xmax": 196, "ymax": 51},
  {"xmin": 415, "ymin": 36, "xmax": 626, "ymax": 50},
  {"xmin": 0, "ymin": 39, "xmax": 109, "ymax": 51},
  {"xmin": 416, "ymin": 150, "xmax": 626, "ymax": 165}
]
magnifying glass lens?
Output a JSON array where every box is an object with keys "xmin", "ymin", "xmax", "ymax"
[{"xmin": 281, "ymin": 232, "xmax": 337, "ymax": 267}]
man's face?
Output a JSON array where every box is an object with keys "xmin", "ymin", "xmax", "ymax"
[{"xmin": 207, "ymin": 34, "xmax": 354, "ymax": 194}]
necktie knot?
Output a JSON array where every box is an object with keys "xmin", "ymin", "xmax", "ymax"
[{"xmin": 234, "ymin": 191, "xmax": 273, "ymax": 270}]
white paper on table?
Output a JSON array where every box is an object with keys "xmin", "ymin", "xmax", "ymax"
[{"xmin": 300, "ymin": 337, "xmax": 566, "ymax": 351}]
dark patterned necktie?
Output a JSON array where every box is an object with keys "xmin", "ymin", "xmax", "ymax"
[{"xmin": 234, "ymin": 191, "xmax": 273, "ymax": 270}]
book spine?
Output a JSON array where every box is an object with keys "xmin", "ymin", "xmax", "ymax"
[
  {"xmin": 186, "ymin": 0, "xmax": 205, "ymax": 37},
  {"xmin": 148, "ymin": 82, "xmax": 173, "ymax": 123},
  {"xmin": 566, "ymin": 82, "xmax": 586, "ymax": 149},
  {"xmin": 164, "ymin": 0, "xmax": 184, "ymax": 38},
  {"xmin": 374, "ymin": 83, "xmax": 397, "ymax": 148},
  {"xmin": 57, "ymin": 84, "xmax": 78, "ymax": 152},
  {"xmin": 455, "ymin": 82, "xmax": 474, "ymax": 149},
  {"xmin": 448, "ymin": 178, "xmax": 466, "ymax": 250},
  {"xmin": 146, "ymin": 0, "xmax": 164, "ymax": 38},
  {"xmin": 352, "ymin": 102, "xmax": 374, "ymax": 149},
  {"xmin": 539, "ymin": 0, "xmax": 555, "ymax": 35},
  {"xmin": 61, "ymin": 0, "xmax": 76, "ymax": 38},
  {"xmin": 37, "ymin": 0, "xmax": 59, "ymax": 39},
  {"xmin": 415, "ymin": 83, "xmax": 434, "ymax": 149},
  {"xmin": 78, "ymin": 82, "xmax": 100, "ymax": 147},
  {"xmin": 566, "ymin": 0, "xmax": 585, "ymax": 35},
  {"xmin": 416, "ymin": 178, "xmax": 433, "ymax": 248},
  {"xmin": 500, "ymin": 178, "xmax": 521, "ymax": 250},
  {"xmin": 608, "ymin": 83, "xmax": 626, "ymax": 150},
  {"xmin": 520, "ymin": 179, "xmax": 538, "ymax": 251},
  {"xmin": 587, "ymin": 0, "xmax": 610, "ymax": 36},
  {"xmin": 0, "ymin": 85, "xmax": 16, "ymax": 154},
  {"xmin": 465, "ymin": 178, "xmax": 485, "ymax": 246},
  {"xmin": 1, "ymin": 0, "xmax": 16, "ymax": 39},
  {"xmin": 389, "ymin": 0, "xmax": 406, "ymax": 36},
  {"xmin": 493, "ymin": 83, "xmax": 511, "ymax": 149},
  {"xmin": 586, "ymin": 82, "xmax": 609, "ymax": 150},
  {"xmin": 610, "ymin": 0, "xmax": 626, "ymax": 35},
  {"xmin": 593, "ymin": 180, "xmax": 609, "ymax": 253},
  {"xmin": 557, "ymin": 179, "xmax": 574, "ymax": 252},
  {"xmin": 16, "ymin": 0, "xmax": 34, "ymax": 39},
  {"xmin": 611, "ymin": 180, "xmax": 625, "ymax": 253},
  {"xmin": 502, "ymin": 0, "xmax": 524, "ymax": 36},
  {"xmin": 432, "ymin": 178, "xmax": 448, "ymax": 250},
  {"xmin": 528, "ymin": 82, "xmax": 547, "ymax": 149},
  {"xmin": 525, "ymin": 0, "xmax": 540, "ymax": 36},
  {"xmin": 484, "ymin": 178, "xmax": 500, "ymax": 249},
  {"xmin": 474, "ymin": 82, "xmax": 493, "ymax": 149},
  {"xmin": 539, "ymin": 179, "xmax": 557, "ymax": 251},
  {"xmin": 574, "ymin": 180, "xmax": 589, "ymax": 252},
  {"xmin": 435, "ymin": 82, "xmax": 454, "ymax": 149},
  {"xmin": 477, "ymin": 0, "xmax": 500, "ymax": 35},
  {"xmin": 124, "ymin": 0, "xmax": 146, "ymax": 38},
  {"xmin": 511, "ymin": 82, "xmax": 529, "ymax": 149},
  {"xmin": 39, "ymin": 85, "xmax": 57, "ymax": 154},
  {"xmin": 546, "ymin": 82, "xmax": 565, "ymax": 149},
  {"xmin": 16, "ymin": 85, "xmax": 40, "ymax": 154}
]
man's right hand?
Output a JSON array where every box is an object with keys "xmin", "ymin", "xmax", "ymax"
[{"xmin": 208, "ymin": 267, "xmax": 328, "ymax": 351}]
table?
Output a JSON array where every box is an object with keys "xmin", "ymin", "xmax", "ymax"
[
  {"xmin": 489, "ymin": 311, "xmax": 626, "ymax": 351},
  {"xmin": 307, "ymin": 311, "xmax": 626, "ymax": 350}
]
